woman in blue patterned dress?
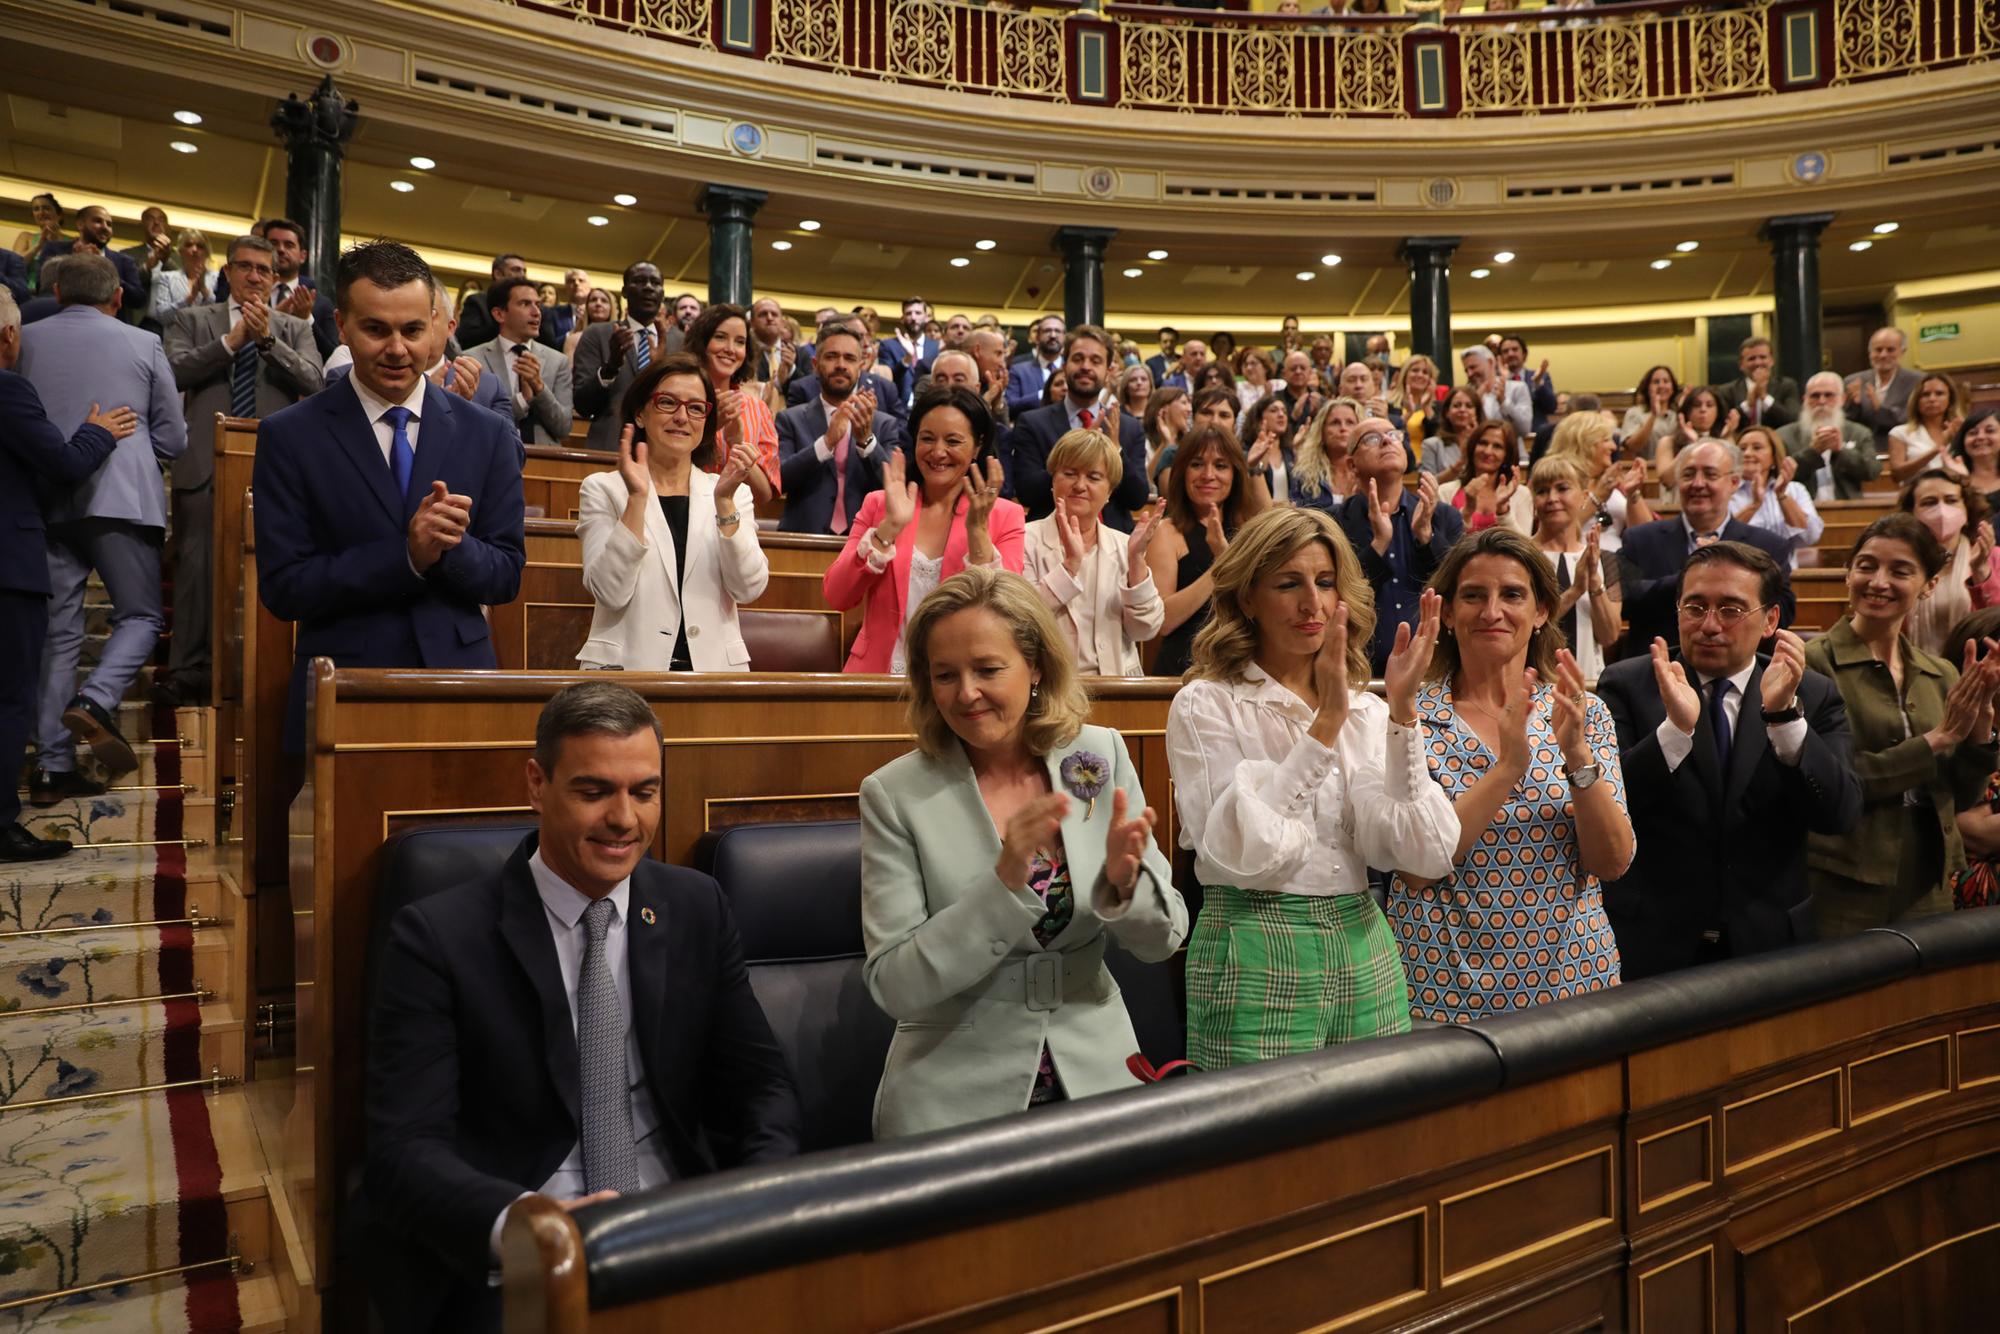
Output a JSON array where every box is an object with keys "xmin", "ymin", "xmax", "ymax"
[{"xmin": 1387, "ymin": 527, "xmax": 1635, "ymax": 1024}]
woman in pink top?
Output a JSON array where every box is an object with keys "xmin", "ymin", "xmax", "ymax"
[
  {"xmin": 824, "ymin": 385, "xmax": 1025, "ymax": 672},
  {"xmin": 686, "ymin": 301, "xmax": 781, "ymax": 504}
]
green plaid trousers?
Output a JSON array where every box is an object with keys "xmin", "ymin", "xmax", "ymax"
[{"xmin": 1186, "ymin": 885, "xmax": 1414, "ymax": 1070}]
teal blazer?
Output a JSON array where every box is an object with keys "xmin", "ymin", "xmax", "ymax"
[{"xmin": 860, "ymin": 723, "xmax": 1187, "ymax": 1139}]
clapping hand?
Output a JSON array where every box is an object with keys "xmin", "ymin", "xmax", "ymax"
[
  {"xmin": 1972, "ymin": 520, "xmax": 1995, "ymax": 584},
  {"xmin": 1384, "ymin": 588, "xmax": 1440, "ymax": 724},
  {"xmin": 85, "ymin": 402, "xmax": 138, "ymax": 439},
  {"xmin": 1365, "ymin": 476, "xmax": 1395, "ymax": 553},
  {"xmin": 1721, "ymin": 408, "xmax": 1742, "ymax": 438},
  {"xmin": 514, "ymin": 349, "xmax": 544, "ymax": 399},
  {"xmin": 1101, "ymin": 788, "xmax": 1156, "ymax": 904},
  {"xmin": 278, "ymin": 285, "xmax": 316, "ymax": 321},
  {"xmin": 1411, "ymin": 470, "xmax": 1439, "ymax": 545},
  {"xmin": 1776, "ymin": 453, "xmax": 1797, "ymax": 490},
  {"xmin": 1053, "ymin": 501, "xmax": 1087, "ymax": 575},
  {"xmin": 1761, "ymin": 629, "xmax": 1808, "ymax": 712},
  {"xmin": 716, "ymin": 388, "xmax": 746, "ymax": 444},
  {"xmin": 1125, "ymin": 498, "xmax": 1165, "ymax": 579},
  {"xmin": 408, "ymin": 480, "xmax": 473, "ymax": 572},
  {"xmin": 610, "ymin": 323, "xmax": 634, "ymax": 365},
  {"xmin": 875, "ymin": 448, "xmax": 918, "ymax": 544},
  {"xmin": 995, "ymin": 792, "xmax": 1071, "ymax": 891},
  {"xmin": 1549, "ymin": 649, "xmax": 1593, "ymax": 770},
  {"xmin": 1200, "ymin": 501, "xmax": 1229, "ymax": 559},
  {"xmin": 715, "ymin": 439, "xmax": 761, "ymax": 496},
  {"xmin": 615, "ymin": 424, "xmax": 650, "ymax": 498},
  {"xmin": 1929, "ymin": 638, "xmax": 2000, "ymax": 753},
  {"xmin": 1651, "ymin": 635, "xmax": 1701, "ymax": 736},
  {"xmin": 1308, "ymin": 602, "xmax": 1352, "ymax": 744},
  {"xmin": 962, "ymin": 456, "xmax": 1004, "ymax": 533}
]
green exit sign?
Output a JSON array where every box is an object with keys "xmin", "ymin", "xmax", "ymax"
[{"xmin": 1920, "ymin": 322, "xmax": 1961, "ymax": 343}]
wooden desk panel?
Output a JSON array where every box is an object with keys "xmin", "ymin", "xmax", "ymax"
[
  {"xmin": 521, "ymin": 445, "xmax": 615, "ymax": 522},
  {"xmin": 213, "ymin": 416, "xmax": 258, "ymax": 789}
]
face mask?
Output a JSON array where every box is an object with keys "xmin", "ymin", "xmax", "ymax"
[{"xmin": 1921, "ymin": 501, "xmax": 1968, "ymax": 546}]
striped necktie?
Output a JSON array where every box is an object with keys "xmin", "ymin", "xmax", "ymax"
[
  {"xmin": 633, "ymin": 326, "xmax": 652, "ymax": 374},
  {"xmin": 230, "ymin": 340, "xmax": 259, "ymax": 418}
]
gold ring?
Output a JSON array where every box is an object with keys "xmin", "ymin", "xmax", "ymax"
[{"xmin": 1572, "ymin": 691, "xmax": 1588, "ymax": 706}]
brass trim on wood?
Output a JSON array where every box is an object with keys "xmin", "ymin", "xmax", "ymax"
[
  {"xmin": 381, "ymin": 804, "xmax": 537, "ymax": 843},
  {"xmin": 0, "ymin": 1253, "xmax": 242, "ymax": 1311},
  {"xmin": 0, "ymin": 911, "xmax": 209, "ymax": 940},
  {"xmin": 1634, "ymin": 1114, "xmax": 1715, "ymax": 1213},
  {"xmin": 1635, "ymin": 1243, "xmax": 1715, "ymax": 1334},
  {"xmin": 1954, "ymin": 1020, "xmax": 2000, "ymax": 1089},
  {"xmin": 1781, "ymin": 1221, "xmax": 2000, "ymax": 1330},
  {"xmin": 1437, "ymin": 1143, "xmax": 1617, "ymax": 1286},
  {"xmin": 1721, "ymin": 1067, "xmax": 1845, "ymax": 1174},
  {"xmin": 1027, "ymin": 1287, "xmax": 1184, "ymax": 1334},
  {"xmin": 1847, "ymin": 1033, "xmax": 1954, "ymax": 1126},
  {"xmin": 1197, "ymin": 1206, "xmax": 1427, "ymax": 1331},
  {"xmin": 0, "ymin": 989, "xmax": 213, "ymax": 1019},
  {"xmin": 0, "ymin": 1066, "xmax": 233, "ymax": 1115}
]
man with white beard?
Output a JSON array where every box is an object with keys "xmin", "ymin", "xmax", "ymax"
[{"xmin": 1779, "ymin": 372, "xmax": 1879, "ymax": 501}]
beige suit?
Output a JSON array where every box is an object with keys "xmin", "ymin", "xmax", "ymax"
[{"xmin": 1020, "ymin": 515, "xmax": 1163, "ymax": 677}]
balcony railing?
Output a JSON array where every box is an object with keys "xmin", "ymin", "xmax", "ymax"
[{"xmin": 509, "ymin": 0, "xmax": 1998, "ymax": 117}]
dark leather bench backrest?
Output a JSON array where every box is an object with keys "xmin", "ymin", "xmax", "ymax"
[{"xmin": 741, "ymin": 608, "xmax": 843, "ymax": 672}]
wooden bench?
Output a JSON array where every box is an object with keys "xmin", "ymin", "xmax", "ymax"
[
  {"xmin": 287, "ymin": 669, "xmax": 1181, "ymax": 1325},
  {"xmin": 521, "ymin": 444, "xmax": 615, "ymax": 522}
]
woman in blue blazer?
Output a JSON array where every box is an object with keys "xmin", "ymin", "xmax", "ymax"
[{"xmin": 860, "ymin": 566, "xmax": 1188, "ymax": 1138}]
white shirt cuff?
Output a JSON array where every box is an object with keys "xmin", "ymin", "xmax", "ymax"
[
  {"xmin": 812, "ymin": 433, "xmax": 833, "ymax": 463},
  {"xmin": 1769, "ymin": 716, "xmax": 1807, "ymax": 766},
  {"xmin": 1657, "ymin": 716, "xmax": 1695, "ymax": 773}
]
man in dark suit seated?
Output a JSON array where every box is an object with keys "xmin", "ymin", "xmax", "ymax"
[
  {"xmin": 776, "ymin": 321, "xmax": 904, "ymax": 535},
  {"xmin": 1617, "ymin": 439, "xmax": 1795, "ymax": 653},
  {"xmin": 1713, "ymin": 335, "xmax": 1800, "ymax": 432},
  {"xmin": 364, "ymin": 682, "xmax": 801, "ymax": 1333},
  {"xmin": 1597, "ymin": 543, "xmax": 1863, "ymax": 976},
  {"xmin": 251, "ymin": 241, "xmax": 525, "ymax": 756},
  {"xmin": 1007, "ymin": 323, "xmax": 1150, "ymax": 531}
]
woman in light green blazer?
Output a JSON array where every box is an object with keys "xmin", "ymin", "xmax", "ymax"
[{"xmin": 861, "ymin": 566, "xmax": 1188, "ymax": 1139}]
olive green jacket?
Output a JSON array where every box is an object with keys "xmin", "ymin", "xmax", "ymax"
[{"xmin": 1803, "ymin": 617, "xmax": 1996, "ymax": 887}]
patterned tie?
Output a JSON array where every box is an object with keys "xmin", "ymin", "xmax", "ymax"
[
  {"xmin": 272, "ymin": 282, "xmax": 290, "ymax": 306},
  {"xmin": 230, "ymin": 340, "xmax": 259, "ymax": 418},
  {"xmin": 633, "ymin": 326, "xmax": 652, "ymax": 374},
  {"xmin": 383, "ymin": 406, "xmax": 414, "ymax": 500},
  {"xmin": 577, "ymin": 896, "xmax": 638, "ymax": 1195},
  {"xmin": 513, "ymin": 345, "xmax": 533, "ymax": 442},
  {"xmin": 1708, "ymin": 678, "xmax": 1734, "ymax": 774}
]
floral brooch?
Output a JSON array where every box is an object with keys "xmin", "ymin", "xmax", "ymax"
[{"xmin": 1060, "ymin": 751, "xmax": 1110, "ymax": 819}]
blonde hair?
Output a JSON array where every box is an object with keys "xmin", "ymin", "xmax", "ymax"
[
  {"xmin": 1391, "ymin": 355, "xmax": 1440, "ymax": 414},
  {"xmin": 901, "ymin": 567, "xmax": 1088, "ymax": 761},
  {"xmin": 1529, "ymin": 454, "xmax": 1588, "ymax": 492},
  {"xmin": 1425, "ymin": 527, "xmax": 1565, "ymax": 684},
  {"xmin": 1293, "ymin": 395, "xmax": 1364, "ymax": 501},
  {"xmin": 1188, "ymin": 508, "xmax": 1375, "ymax": 687},
  {"xmin": 1545, "ymin": 412, "xmax": 1614, "ymax": 476},
  {"xmin": 1046, "ymin": 428, "xmax": 1123, "ymax": 489}
]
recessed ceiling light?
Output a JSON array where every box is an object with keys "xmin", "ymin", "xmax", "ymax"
[
  {"xmin": 1849, "ymin": 240, "xmax": 1873, "ymax": 252},
  {"xmin": 389, "ymin": 180, "xmax": 415, "ymax": 193},
  {"xmin": 1295, "ymin": 271, "xmax": 1315, "ymax": 281},
  {"xmin": 1321, "ymin": 254, "xmax": 1342, "ymax": 267},
  {"xmin": 798, "ymin": 220, "xmax": 821, "ymax": 231},
  {"xmin": 1675, "ymin": 240, "xmax": 1700, "ymax": 253},
  {"xmin": 949, "ymin": 257, "xmax": 971, "ymax": 268},
  {"xmin": 1650, "ymin": 259, "xmax": 1672, "ymax": 270},
  {"xmin": 771, "ymin": 240, "xmax": 792, "ymax": 251},
  {"xmin": 1873, "ymin": 222, "xmax": 1899, "ymax": 235},
  {"xmin": 169, "ymin": 141, "xmax": 199, "ymax": 154},
  {"xmin": 612, "ymin": 193, "xmax": 637, "ymax": 207},
  {"xmin": 974, "ymin": 239, "xmax": 996, "ymax": 251},
  {"xmin": 173, "ymin": 110, "xmax": 203, "ymax": 126},
  {"xmin": 408, "ymin": 156, "xmax": 436, "ymax": 170},
  {"xmin": 1147, "ymin": 249, "xmax": 1169, "ymax": 261},
  {"xmin": 1122, "ymin": 267, "xmax": 1143, "ymax": 278},
  {"xmin": 586, "ymin": 215, "xmax": 609, "ymax": 227},
  {"xmin": 1470, "ymin": 267, "xmax": 1491, "ymax": 279},
  {"xmin": 1493, "ymin": 250, "xmax": 1516, "ymax": 264}
]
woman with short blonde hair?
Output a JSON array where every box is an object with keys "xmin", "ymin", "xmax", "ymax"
[
  {"xmin": 149, "ymin": 228, "xmax": 213, "ymax": 324},
  {"xmin": 1546, "ymin": 409, "xmax": 1653, "ymax": 551},
  {"xmin": 862, "ymin": 567, "xmax": 1188, "ymax": 1136},
  {"xmin": 1167, "ymin": 507, "xmax": 1457, "ymax": 1067},
  {"xmin": 1021, "ymin": 429, "xmax": 1166, "ymax": 676},
  {"xmin": 1391, "ymin": 354, "xmax": 1443, "ymax": 442}
]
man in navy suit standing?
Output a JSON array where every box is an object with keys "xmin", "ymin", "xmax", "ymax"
[
  {"xmin": 1004, "ymin": 315, "xmax": 1068, "ymax": 420},
  {"xmin": 876, "ymin": 295, "xmax": 939, "ymax": 409},
  {"xmin": 1617, "ymin": 439, "xmax": 1795, "ymax": 654},
  {"xmin": 1005, "ymin": 324, "xmax": 1149, "ymax": 532},
  {"xmin": 775, "ymin": 322, "xmax": 903, "ymax": 535},
  {"xmin": 253, "ymin": 241, "xmax": 525, "ymax": 755}
]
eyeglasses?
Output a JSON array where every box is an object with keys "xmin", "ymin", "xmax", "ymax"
[
  {"xmin": 1676, "ymin": 600, "xmax": 1768, "ymax": 626},
  {"xmin": 648, "ymin": 394, "xmax": 710, "ymax": 420}
]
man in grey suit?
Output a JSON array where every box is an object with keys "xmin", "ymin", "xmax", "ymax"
[
  {"xmin": 465, "ymin": 276, "xmax": 571, "ymax": 445},
  {"xmin": 572, "ymin": 260, "xmax": 681, "ymax": 451},
  {"xmin": 18, "ymin": 255, "xmax": 187, "ymax": 797},
  {"xmin": 159, "ymin": 234, "xmax": 324, "ymax": 705},
  {"xmin": 1844, "ymin": 326, "xmax": 1923, "ymax": 453}
]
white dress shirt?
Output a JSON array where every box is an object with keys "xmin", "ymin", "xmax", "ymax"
[
  {"xmin": 1655, "ymin": 658, "xmax": 1807, "ymax": 773},
  {"xmin": 487, "ymin": 851, "xmax": 673, "ymax": 1266},
  {"xmin": 348, "ymin": 373, "xmax": 428, "ymax": 467},
  {"xmin": 1166, "ymin": 669, "xmax": 1458, "ymax": 897}
]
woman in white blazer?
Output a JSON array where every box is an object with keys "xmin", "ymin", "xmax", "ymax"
[
  {"xmin": 1021, "ymin": 428, "xmax": 1167, "ymax": 677},
  {"xmin": 576, "ymin": 353, "xmax": 770, "ymax": 671},
  {"xmin": 861, "ymin": 567, "xmax": 1187, "ymax": 1138}
]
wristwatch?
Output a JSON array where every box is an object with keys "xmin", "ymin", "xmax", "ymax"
[
  {"xmin": 1761, "ymin": 702, "xmax": 1803, "ymax": 724},
  {"xmin": 1562, "ymin": 762, "xmax": 1602, "ymax": 791}
]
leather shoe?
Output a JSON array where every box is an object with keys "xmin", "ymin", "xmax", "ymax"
[
  {"xmin": 60, "ymin": 695, "xmax": 137, "ymax": 777},
  {"xmin": 150, "ymin": 672, "xmax": 210, "ymax": 710},
  {"xmin": 0, "ymin": 822, "xmax": 74, "ymax": 862},
  {"xmin": 28, "ymin": 766, "xmax": 107, "ymax": 808}
]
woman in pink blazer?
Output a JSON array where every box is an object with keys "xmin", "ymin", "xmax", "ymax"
[{"xmin": 824, "ymin": 385, "xmax": 1025, "ymax": 672}]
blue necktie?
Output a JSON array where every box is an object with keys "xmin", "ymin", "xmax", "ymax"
[
  {"xmin": 230, "ymin": 341, "xmax": 259, "ymax": 418},
  {"xmin": 384, "ymin": 405, "xmax": 414, "ymax": 500},
  {"xmin": 1708, "ymin": 678, "xmax": 1733, "ymax": 773},
  {"xmin": 633, "ymin": 326, "xmax": 652, "ymax": 373}
]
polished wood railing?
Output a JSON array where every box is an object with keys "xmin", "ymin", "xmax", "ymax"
[{"xmin": 508, "ymin": 0, "xmax": 1998, "ymax": 117}]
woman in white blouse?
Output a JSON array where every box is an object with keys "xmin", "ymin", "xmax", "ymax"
[
  {"xmin": 148, "ymin": 229, "xmax": 212, "ymax": 325},
  {"xmin": 1732, "ymin": 425, "xmax": 1823, "ymax": 569},
  {"xmin": 1888, "ymin": 373, "xmax": 1966, "ymax": 483},
  {"xmin": 1529, "ymin": 456, "xmax": 1621, "ymax": 678},
  {"xmin": 575, "ymin": 353, "xmax": 770, "ymax": 671},
  {"xmin": 1167, "ymin": 507, "xmax": 1458, "ymax": 1068},
  {"xmin": 1022, "ymin": 429, "xmax": 1166, "ymax": 676}
]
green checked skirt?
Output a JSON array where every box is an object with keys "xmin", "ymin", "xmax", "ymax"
[{"xmin": 1186, "ymin": 885, "xmax": 1413, "ymax": 1070}]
